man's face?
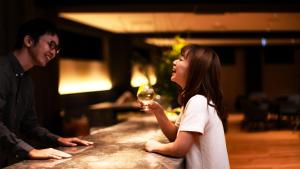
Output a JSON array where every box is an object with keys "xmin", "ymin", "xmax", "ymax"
[{"xmin": 30, "ymin": 34, "xmax": 60, "ymax": 67}]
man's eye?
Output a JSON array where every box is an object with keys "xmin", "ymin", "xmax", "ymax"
[{"xmin": 50, "ymin": 42, "xmax": 56, "ymax": 48}]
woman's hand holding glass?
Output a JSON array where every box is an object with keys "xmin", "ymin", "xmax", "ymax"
[
  {"xmin": 137, "ymin": 84, "xmax": 155, "ymax": 111},
  {"xmin": 142, "ymin": 101, "xmax": 165, "ymax": 116}
]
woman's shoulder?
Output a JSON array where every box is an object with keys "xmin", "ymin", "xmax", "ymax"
[
  {"xmin": 187, "ymin": 94, "xmax": 207, "ymax": 106},
  {"xmin": 189, "ymin": 94, "xmax": 207, "ymax": 101}
]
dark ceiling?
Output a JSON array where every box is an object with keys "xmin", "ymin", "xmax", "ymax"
[{"xmin": 37, "ymin": 0, "xmax": 300, "ymax": 12}]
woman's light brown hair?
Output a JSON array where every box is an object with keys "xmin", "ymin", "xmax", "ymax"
[{"xmin": 178, "ymin": 44, "xmax": 225, "ymax": 119}]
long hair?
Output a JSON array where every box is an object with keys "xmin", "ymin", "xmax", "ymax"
[{"xmin": 178, "ymin": 44, "xmax": 225, "ymax": 118}]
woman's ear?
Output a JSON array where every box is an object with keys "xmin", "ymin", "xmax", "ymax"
[{"xmin": 24, "ymin": 35, "xmax": 33, "ymax": 48}]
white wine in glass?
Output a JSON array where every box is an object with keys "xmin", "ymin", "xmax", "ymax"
[{"xmin": 137, "ymin": 84, "xmax": 155, "ymax": 111}]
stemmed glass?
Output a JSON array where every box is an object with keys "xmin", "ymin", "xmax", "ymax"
[{"xmin": 137, "ymin": 84, "xmax": 155, "ymax": 111}]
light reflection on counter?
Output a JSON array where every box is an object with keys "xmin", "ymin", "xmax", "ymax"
[{"xmin": 27, "ymin": 158, "xmax": 71, "ymax": 169}]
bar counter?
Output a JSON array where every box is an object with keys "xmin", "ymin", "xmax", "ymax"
[{"xmin": 5, "ymin": 115, "xmax": 184, "ymax": 169}]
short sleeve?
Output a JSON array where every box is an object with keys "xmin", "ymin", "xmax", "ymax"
[{"xmin": 178, "ymin": 95, "xmax": 209, "ymax": 134}]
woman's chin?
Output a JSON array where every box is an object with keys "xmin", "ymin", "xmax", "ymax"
[
  {"xmin": 170, "ymin": 76, "xmax": 175, "ymax": 82},
  {"xmin": 170, "ymin": 77, "xmax": 178, "ymax": 84}
]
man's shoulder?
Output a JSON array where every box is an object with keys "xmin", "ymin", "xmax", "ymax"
[
  {"xmin": 0, "ymin": 56, "xmax": 12, "ymax": 76},
  {"xmin": 0, "ymin": 55, "xmax": 10, "ymax": 66}
]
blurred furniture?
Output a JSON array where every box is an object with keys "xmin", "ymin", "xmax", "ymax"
[
  {"xmin": 60, "ymin": 90, "xmax": 140, "ymax": 136},
  {"xmin": 270, "ymin": 94, "xmax": 300, "ymax": 129},
  {"xmin": 6, "ymin": 115, "xmax": 184, "ymax": 169},
  {"xmin": 241, "ymin": 93, "xmax": 269, "ymax": 131},
  {"xmin": 87, "ymin": 101, "xmax": 140, "ymax": 126}
]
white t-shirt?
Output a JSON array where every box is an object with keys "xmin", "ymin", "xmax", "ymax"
[{"xmin": 175, "ymin": 95, "xmax": 230, "ymax": 169}]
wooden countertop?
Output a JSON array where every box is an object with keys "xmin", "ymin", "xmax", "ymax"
[{"xmin": 5, "ymin": 115, "xmax": 183, "ymax": 169}]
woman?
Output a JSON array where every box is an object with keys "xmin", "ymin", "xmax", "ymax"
[{"xmin": 142, "ymin": 45, "xmax": 230, "ymax": 169}]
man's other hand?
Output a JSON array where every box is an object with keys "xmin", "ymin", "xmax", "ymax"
[{"xmin": 57, "ymin": 137, "xmax": 94, "ymax": 147}]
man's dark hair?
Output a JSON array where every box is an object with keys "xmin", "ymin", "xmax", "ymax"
[{"xmin": 14, "ymin": 18, "xmax": 59, "ymax": 49}]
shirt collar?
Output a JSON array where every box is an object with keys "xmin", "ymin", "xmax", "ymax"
[{"xmin": 8, "ymin": 53, "xmax": 25, "ymax": 77}]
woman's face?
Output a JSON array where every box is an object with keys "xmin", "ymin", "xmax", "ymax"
[{"xmin": 171, "ymin": 53, "xmax": 189, "ymax": 88}]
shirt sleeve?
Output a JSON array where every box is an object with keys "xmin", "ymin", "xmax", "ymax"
[
  {"xmin": 0, "ymin": 72, "xmax": 34, "ymax": 159},
  {"xmin": 178, "ymin": 95, "xmax": 209, "ymax": 134},
  {"xmin": 20, "ymin": 78, "xmax": 60, "ymax": 145}
]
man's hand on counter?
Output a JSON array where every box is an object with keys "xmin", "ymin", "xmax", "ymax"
[
  {"xmin": 28, "ymin": 148, "xmax": 72, "ymax": 160},
  {"xmin": 57, "ymin": 137, "xmax": 94, "ymax": 147}
]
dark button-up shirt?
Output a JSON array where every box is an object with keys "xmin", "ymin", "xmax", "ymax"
[{"xmin": 0, "ymin": 54, "xmax": 59, "ymax": 167}]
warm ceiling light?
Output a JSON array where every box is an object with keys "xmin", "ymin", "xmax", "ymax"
[
  {"xmin": 59, "ymin": 59, "xmax": 112, "ymax": 94},
  {"xmin": 59, "ymin": 12, "xmax": 300, "ymax": 33}
]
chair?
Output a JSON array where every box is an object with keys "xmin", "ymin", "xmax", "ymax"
[
  {"xmin": 242, "ymin": 96, "xmax": 269, "ymax": 131},
  {"xmin": 279, "ymin": 95, "xmax": 300, "ymax": 129}
]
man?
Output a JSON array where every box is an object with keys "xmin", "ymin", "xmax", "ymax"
[{"xmin": 0, "ymin": 18, "xmax": 93, "ymax": 167}]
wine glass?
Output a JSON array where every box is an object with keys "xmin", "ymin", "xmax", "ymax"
[{"xmin": 137, "ymin": 84, "xmax": 155, "ymax": 111}]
